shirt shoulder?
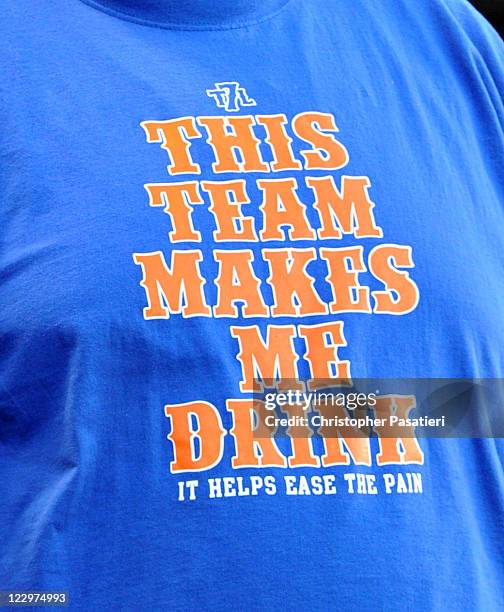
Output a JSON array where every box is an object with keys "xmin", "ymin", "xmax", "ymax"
[
  {"xmin": 440, "ymin": 0, "xmax": 503, "ymax": 64},
  {"xmin": 437, "ymin": 0, "xmax": 504, "ymax": 122}
]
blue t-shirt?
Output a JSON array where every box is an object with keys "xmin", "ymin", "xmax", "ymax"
[{"xmin": 1, "ymin": 0, "xmax": 503, "ymax": 610}]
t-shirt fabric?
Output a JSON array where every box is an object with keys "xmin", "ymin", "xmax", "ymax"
[{"xmin": 1, "ymin": 0, "xmax": 503, "ymax": 610}]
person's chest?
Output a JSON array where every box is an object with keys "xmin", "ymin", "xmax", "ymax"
[{"xmin": 1, "ymin": 13, "xmax": 504, "ymax": 391}]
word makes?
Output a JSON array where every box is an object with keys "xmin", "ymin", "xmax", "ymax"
[{"xmin": 133, "ymin": 245, "xmax": 419, "ymax": 319}]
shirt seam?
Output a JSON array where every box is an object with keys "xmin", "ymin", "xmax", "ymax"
[{"xmin": 76, "ymin": 0, "xmax": 294, "ymax": 31}]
